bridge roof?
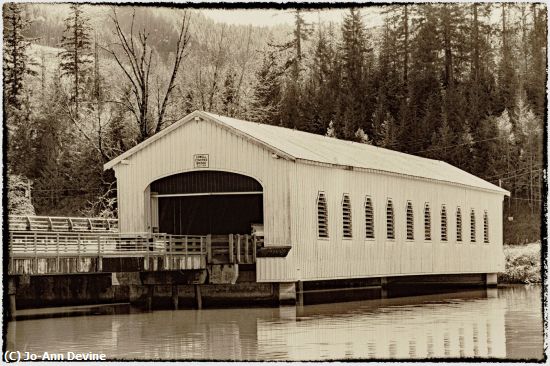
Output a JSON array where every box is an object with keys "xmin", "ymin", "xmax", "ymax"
[{"xmin": 104, "ymin": 110, "xmax": 509, "ymax": 195}]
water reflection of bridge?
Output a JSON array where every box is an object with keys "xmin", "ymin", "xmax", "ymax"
[
  {"xmin": 8, "ymin": 289, "xmax": 512, "ymax": 360},
  {"xmin": 257, "ymin": 289, "xmax": 506, "ymax": 359}
]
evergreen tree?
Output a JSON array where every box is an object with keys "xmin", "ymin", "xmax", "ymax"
[
  {"xmin": 221, "ymin": 70, "xmax": 237, "ymax": 117},
  {"xmin": 339, "ymin": 8, "xmax": 373, "ymax": 140},
  {"xmin": 438, "ymin": 4, "xmax": 468, "ymax": 89},
  {"xmin": 7, "ymin": 174, "xmax": 35, "ymax": 215},
  {"xmin": 525, "ymin": 4, "xmax": 547, "ymax": 117},
  {"xmin": 382, "ymin": 4, "xmax": 411, "ymax": 97},
  {"xmin": 302, "ymin": 22, "xmax": 340, "ymax": 135},
  {"xmin": 183, "ymin": 90, "xmax": 195, "ymax": 115},
  {"xmin": 250, "ymin": 48, "xmax": 283, "ymax": 125},
  {"xmin": 379, "ymin": 112, "xmax": 399, "ymax": 149},
  {"xmin": 406, "ymin": 4, "xmax": 441, "ymax": 153},
  {"xmin": 3, "ymin": 3, "xmax": 36, "ymax": 110},
  {"xmin": 496, "ymin": 3, "xmax": 518, "ymax": 115},
  {"xmin": 58, "ymin": 3, "xmax": 93, "ymax": 116}
]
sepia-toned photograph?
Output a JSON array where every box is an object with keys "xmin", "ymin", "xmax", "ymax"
[{"xmin": 2, "ymin": 0, "xmax": 546, "ymax": 362}]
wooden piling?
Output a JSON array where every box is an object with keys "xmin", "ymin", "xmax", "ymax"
[
  {"xmin": 9, "ymin": 294, "xmax": 16, "ymax": 321},
  {"xmin": 171, "ymin": 285, "xmax": 179, "ymax": 310},
  {"xmin": 194, "ymin": 284, "xmax": 202, "ymax": 309},
  {"xmin": 146, "ymin": 285, "xmax": 154, "ymax": 311},
  {"xmin": 380, "ymin": 277, "xmax": 388, "ymax": 299},
  {"xmin": 8, "ymin": 278, "xmax": 17, "ymax": 321},
  {"xmin": 296, "ymin": 281, "xmax": 304, "ymax": 307}
]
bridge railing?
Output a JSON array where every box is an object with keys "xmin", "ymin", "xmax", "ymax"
[
  {"xmin": 8, "ymin": 215, "xmax": 119, "ymax": 233},
  {"xmin": 8, "ymin": 230, "xmax": 260, "ymax": 275},
  {"xmin": 8, "ymin": 232, "xmax": 206, "ymax": 258}
]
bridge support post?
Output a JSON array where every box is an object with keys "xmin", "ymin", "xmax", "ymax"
[
  {"xmin": 296, "ymin": 281, "xmax": 304, "ymax": 307},
  {"xmin": 146, "ymin": 285, "xmax": 154, "ymax": 311},
  {"xmin": 380, "ymin": 277, "xmax": 388, "ymax": 299},
  {"xmin": 278, "ymin": 282, "xmax": 296, "ymax": 305},
  {"xmin": 171, "ymin": 285, "xmax": 179, "ymax": 310},
  {"xmin": 194, "ymin": 284, "xmax": 202, "ymax": 309},
  {"xmin": 8, "ymin": 277, "xmax": 17, "ymax": 321},
  {"xmin": 486, "ymin": 273, "xmax": 498, "ymax": 287}
]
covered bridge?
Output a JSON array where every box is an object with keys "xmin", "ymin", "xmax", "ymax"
[{"xmin": 104, "ymin": 110, "xmax": 509, "ymax": 285}]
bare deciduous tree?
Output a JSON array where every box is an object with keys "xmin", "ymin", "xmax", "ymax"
[{"xmin": 107, "ymin": 8, "xmax": 191, "ymax": 142}]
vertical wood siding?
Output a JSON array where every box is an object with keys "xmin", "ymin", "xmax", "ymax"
[
  {"xmin": 114, "ymin": 118, "xmax": 293, "ymax": 266},
  {"xmin": 257, "ymin": 162, "xmax": 505, "ymax": 282}
]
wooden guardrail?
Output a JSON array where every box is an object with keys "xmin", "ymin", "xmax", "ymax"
[
  {"xmin": 8, "ymin": 215, "xmax": 118, "ymax": 232},
  {"xmin": 8, "ymin": 231, "xmax": 261, "ymax": 275}
]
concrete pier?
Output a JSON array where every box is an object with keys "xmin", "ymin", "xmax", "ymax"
[
  {"xmin": 486, "ymin": 273, "xmax": 498, "ymax": 287},
  {"xmin": 278, "ymin": 283, "xmax": 296, "ymax": 304}
]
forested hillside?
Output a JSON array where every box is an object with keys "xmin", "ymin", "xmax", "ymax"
[{"xmin": 4, "ymin": 3, "xmax": 546, "ymax": 243}]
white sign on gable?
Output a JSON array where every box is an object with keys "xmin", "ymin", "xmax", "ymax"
[{"xmin": 193, "ymin": 154, "xmax": 209, "ymax": 168}]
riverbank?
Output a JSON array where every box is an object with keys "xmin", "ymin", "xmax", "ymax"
[{"xmin": 499, "ymin": 242, "xmax": 542, "ymax": 284}]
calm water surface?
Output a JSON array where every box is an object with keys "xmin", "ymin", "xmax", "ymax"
[{"xmin": 6, "ymin": 285, "xmax": 543, "ymax": 361}]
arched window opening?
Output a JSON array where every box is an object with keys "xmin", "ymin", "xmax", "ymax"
[
  {"xmin": 317, "ymin": 192, "xmax": 329, "ymax": 238},
  {"xmin": 386, "ymin": 199, "xmax": 395, "ymax": 240},
  {"xmin": 456, "ymin": 207, "xmax": 462, "ymax": 242},
  {"xmin": 342, "ymin": 194, "xmax": 352, "ymax": 238},
  {"xmin": 424, "ymin": 203, "xmax": 431, "ymax": 241},
  {"xmin": 406, "ymin": 201, "xmax": 414, "ymax": 240},
  {"xmin": 441, "ymin": 205, "xmax": 448, "ymax": 241},
  {"xmin": 483, "ymin": 210, "xmax": 489, "ymax": 243},
  {"xmin": 365, "ymin": 196, "xmax": 374, "ymax": 239},
  {"xmin": 470, "ymin": 209, "xmax": 476, "ymax": 243}
]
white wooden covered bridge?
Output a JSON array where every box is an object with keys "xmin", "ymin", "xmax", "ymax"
[{"xmin": 104, "ymin": 110, "xmax": 509, "ymax": 285}]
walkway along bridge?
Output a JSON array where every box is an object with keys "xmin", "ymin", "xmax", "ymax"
[
  {"xmin": 6, "ymin": 215, "xmax": 281, "ymax": 316},
  {"xmin": 8, "ymin": 215, "xmax": 260, "ymax": 276}
]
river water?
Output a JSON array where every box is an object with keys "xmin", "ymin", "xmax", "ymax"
[{"xmin": 6, "ymin": 285, "xmax": 544, "ymax": 361}]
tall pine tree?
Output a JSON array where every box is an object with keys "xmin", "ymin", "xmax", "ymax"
[
  {"xmin": 3, "ymin": 3, "xmax": 36, "ymax": 110},
  {"xmin": 58, "ymin": 3, "xmax": 92, "ymax": 116}
]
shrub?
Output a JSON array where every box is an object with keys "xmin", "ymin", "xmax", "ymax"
[{"xmin": 498, "ymin": 242, "xmax": 542, "ymax": 284}]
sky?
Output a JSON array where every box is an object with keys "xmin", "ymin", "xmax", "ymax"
[{"xmin": 201, "ymin": 7, "xmax": 386, "ymax": 28}]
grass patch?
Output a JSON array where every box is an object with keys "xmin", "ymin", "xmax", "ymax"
[{"xmin": 499, "ymin": 242, "xmax": 542, "ymax": 284}]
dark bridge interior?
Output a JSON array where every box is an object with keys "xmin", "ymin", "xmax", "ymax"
[{"xmin": 151, "ymin": 171, "xmax": 263, "ymax": 236}]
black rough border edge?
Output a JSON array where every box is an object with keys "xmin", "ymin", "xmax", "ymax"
[{"xmin": 1, "ymin": 0, "xmax": 548, "ymax": 363}]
